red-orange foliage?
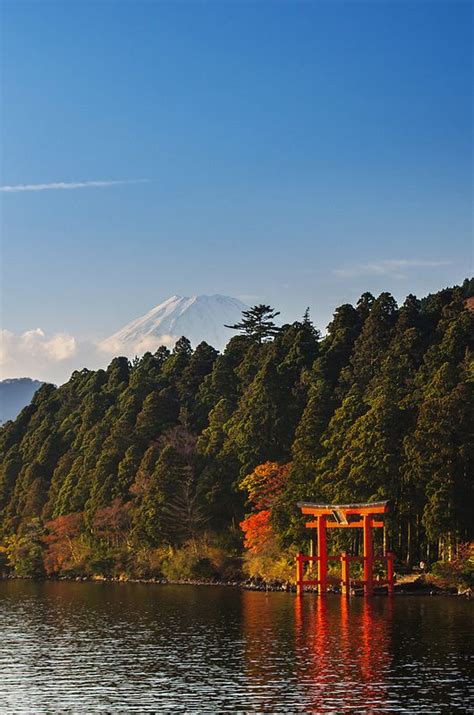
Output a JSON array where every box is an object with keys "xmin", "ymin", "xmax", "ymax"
[
  {"xmin": 239, "ymin": 463, "xmax": 290, "ymax": 556},
  {"xmin": 240, "ymin": 510, "xmax": 273, "ymax": 553},
  {"xmin": 43, "ymin": 512, "xmax": 84, "ymax": 575},
  {"xmin": 93, "ymin": 498, "xmax": 131, "ymax": 546},
  {"xmin": 239, "ymin": 461, "xmax": 289, "ymax": 510}
]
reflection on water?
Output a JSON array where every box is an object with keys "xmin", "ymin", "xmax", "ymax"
[
  {"xmin": 0, "ymin": 581, "xmax": 472, "ymax": 712},
  {"xmin": 293, "ymin": 596, "xmax": 393, "ymax": 711}
]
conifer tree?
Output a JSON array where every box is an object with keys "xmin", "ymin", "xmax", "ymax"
[
  {"xmin": 225, "ymin": 304, "xmax": 281, "ymax": 343},
  {"xmin": 131, "ymin": 444, "xmax": 186, "ymax": 546},
  {"xmin": 178, "ymin": 341, "xmax": 218, "ymax": 429},
  {"xmin": 339, "ymin": 292, "xmax": 398, "ymax": 393}
]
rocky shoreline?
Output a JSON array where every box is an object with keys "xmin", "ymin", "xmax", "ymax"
[{"xmin": 1, "ymin": 573, "xmax": 470, "ymax": 596}]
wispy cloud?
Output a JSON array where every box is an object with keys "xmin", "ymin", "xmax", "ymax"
[
  {"xmin": 0, "ymin": 326, "xmax": 181, "ymax": 383},
  {"xmin": 0, "ymin": 325, "xmax": 183, "ymax": 384},
  {"xmin": 333, "ymin": 259, "xmax": 452, "ymax": 279},
  {"xmin": 0, "ymin": 329, "xmax": 111, "ymax": 384},
  {"xmin": 0, "ymin": 179, "xmax": 149, "ymax": 193},
  {"xmin": 0, "ymin": 329, "xmax": 77, "ymax": 382}
]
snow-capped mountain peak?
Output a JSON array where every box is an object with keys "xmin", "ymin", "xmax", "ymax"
[{"xmin": 100, "ymin": 294, "xmax": 248, "ymax": 356}]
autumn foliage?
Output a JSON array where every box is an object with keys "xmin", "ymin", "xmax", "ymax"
[
  {"xmin": 93, "ymin": 498, "xmax": 131, "ymax": 547},
  {"xmin": 239, "ymin": 462, "xmax": 290, "ymax": 511},
  {"xmin": 239, "ymin": 462, "xmax": 289, "ymax": 555},
  {"xmin": 239, "ymin": 462, "xmax": 294, "ymax": 581},
  {"xmin": 43, "ymin": 513, "xmax": 85, "ymax": 575},
  {"xmin": 240, "ymin": 510, "xmax": 272, "ymax": 552}
]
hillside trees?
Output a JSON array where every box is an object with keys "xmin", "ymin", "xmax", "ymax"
[{"xmin": 0, "ymin": 287, "xmax": 472, "ymax": 579}]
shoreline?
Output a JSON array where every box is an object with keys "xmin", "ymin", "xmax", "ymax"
[{"xmin": 0, "ymin": 573, "xmax": 468, "ymax": 597}]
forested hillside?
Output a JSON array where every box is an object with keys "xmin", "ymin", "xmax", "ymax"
[{"xmin": 1, "ymin": 279, "xmax": 473, "ymax": 582}]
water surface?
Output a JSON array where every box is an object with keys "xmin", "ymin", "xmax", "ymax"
[{"xmin": 0, "ymin": 581, "xmax": 472, "ymax": 712}]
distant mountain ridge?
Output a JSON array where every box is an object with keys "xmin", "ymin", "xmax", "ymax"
[
  {"xmin": 100, "ymin": 294, "xmax": 248, "ymax": 356},
  {"xmin": 0, "ymin": 378, "xmax": 44, "ymax": 423}
]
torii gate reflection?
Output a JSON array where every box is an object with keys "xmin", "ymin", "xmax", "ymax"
[
  {"xmin": 296, "ymin": 501, "xmax": 395, "ymax": 596},
  {"xmin": 294, "ymin": 595, "xmax": 394, "ymax": 711},
  {"xmin": 240, "ymin": 591, "xmax": 393, "ymax": 711}
]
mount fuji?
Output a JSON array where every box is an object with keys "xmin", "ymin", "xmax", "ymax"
[{"xmin": 100, "ymin": 294, "xmax": 249, "ymax": 356}]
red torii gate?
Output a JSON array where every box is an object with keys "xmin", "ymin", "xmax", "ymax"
[{"xmin": 295, "ymin": 501, "xmax": 394, "ymax": 597}]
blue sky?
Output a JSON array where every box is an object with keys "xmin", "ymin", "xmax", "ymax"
[{"xmin": 1, "ymin": 0, "xmax": 472, "ymax": 380}]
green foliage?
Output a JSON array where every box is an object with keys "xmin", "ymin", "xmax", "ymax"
[
  {"xmin": 225, "ymin": 304, "xmax": 281, "ymax": 343},
  {"xmin": 461, "ymin": 276, "xmax": 474, "ymax": 298},
  {"xmin": 5, "ymin": 519, "xmax": 44, "ymax": 577},
  {"xmin": 430, "ymin": 544, "xmax": 474, "ymax": 589},
  {"xmin": 161, "ymin": 535, "xmax": 242, "ymax": 581},
  {"xmin": 242, "ymin": 542, "xmax": 295, "ymax": 583},
  {"xmin": 0, "ymin": 282, "xmax": 472, "ymax": 580}
]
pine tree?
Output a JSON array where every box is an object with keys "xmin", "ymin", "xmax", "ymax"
[{"xmin": 225, "ymin": 304, "xmax": 281, "ymax": 343}]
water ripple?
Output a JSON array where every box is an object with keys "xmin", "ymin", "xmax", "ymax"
[{"xmin": 0, "ymin": 582, "xmax": 472, "ymax": 713}]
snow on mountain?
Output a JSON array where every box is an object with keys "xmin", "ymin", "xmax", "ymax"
[{"xmin": 100, "ymin": 294, "xmax": 248, "ymax": 356}]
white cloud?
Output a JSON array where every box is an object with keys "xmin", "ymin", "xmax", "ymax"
[
  {"xmin": 333, "ymin": 259, "xmax": 452, "ymax": 279},
  {"xmin": 99, "ymin": 334, "xmax": 178, "ymax": 358},
  {"xmin": 0, "ymin": 179, "xmax": 149, "ymax": 193},
  {"xmin": 0, "ymin": 329, "xmax": 77, "ymax": 381},
  {"xmin": 0, "ymin": 326, "xmax": 182, "ymax": 384}
]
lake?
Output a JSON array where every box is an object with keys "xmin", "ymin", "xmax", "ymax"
[{"xmin": 0, "ymin": 581, "xmax": 472, "ymax": 712}]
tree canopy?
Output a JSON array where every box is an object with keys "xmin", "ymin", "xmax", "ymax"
[{"xmin": 0, "ymin": 281, "xmax": 472, "ymax": 580}]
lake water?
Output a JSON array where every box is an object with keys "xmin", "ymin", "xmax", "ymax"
[{"xmin": 0, "ymin": 581, "xmax": 472, "ymax": 713}]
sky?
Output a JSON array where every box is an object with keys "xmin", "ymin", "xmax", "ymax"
[{"xmin": 1, "ymin": 0, "xmax": 472, "ymax": 382}]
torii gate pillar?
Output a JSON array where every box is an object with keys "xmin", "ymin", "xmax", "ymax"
[
  {"xmin": 363, "ymin": 514, "xmax": 373, "ymax": 597},
  {"xmin": 317, "ymin": 515, "xmax": 327, "ymax": 595}
]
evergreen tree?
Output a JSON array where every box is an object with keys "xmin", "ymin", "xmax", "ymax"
[
  {"xmin": 461, "ymin": 276, "xmax": 474, "ymax": 298},
  {"xmin": 339, "ymin": 292, "xmax": 398, "ymax": 393},
  {"xmin": 178, "ymin": 341, "xmax": 219, "ymax": 430},
  {"xmin": 223, "ymin": 348, "xmax": 298, "ymax": 476},
  {"xmin": 403, "ymin": 359, "xmax": 474, "ymax": 561},
  {"xmin": 225, "ymin": 304, "xmax": 281, "ymax": 343},
  {"xmin": 131, "ymin": 444, "xmax": 190, "ymax": 546}
]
